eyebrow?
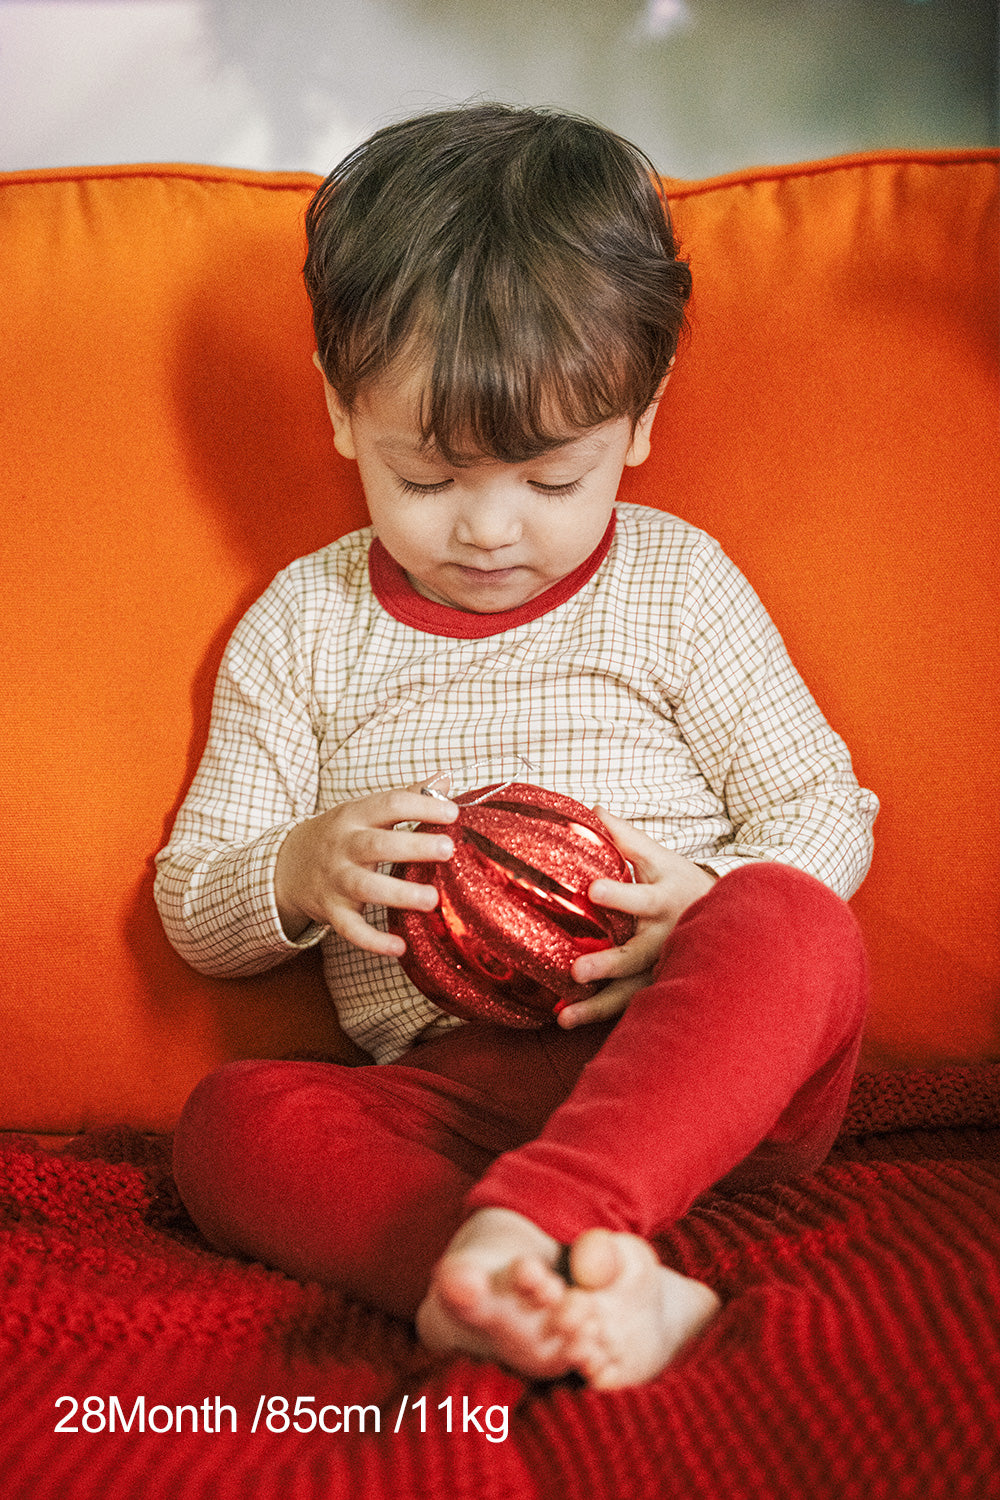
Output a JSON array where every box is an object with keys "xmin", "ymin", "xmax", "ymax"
[
  {"xmin": 375, "ymin": 427, "xmax": 615, "ymax": 467},
  {"xmin": 376, "ymin": 437, "xmax": 443, "ymax": 461}
]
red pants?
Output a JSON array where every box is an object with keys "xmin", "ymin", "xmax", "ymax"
[{"xmin": 173, "ymin": 864, "xmax": 868, "ymax": 1317}]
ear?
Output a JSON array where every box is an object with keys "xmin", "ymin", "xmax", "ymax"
[
  {"xmin": 624, "ymin": 363, "xmax": 673, "ymax": 469},
  {"xmin": 312, "ymin": 350, "xmax": 357, "ymax": 461}
]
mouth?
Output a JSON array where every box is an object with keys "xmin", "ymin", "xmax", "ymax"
[{"xmin": 453, "ymin": 564, "xmax": 522, "ymax": 583}]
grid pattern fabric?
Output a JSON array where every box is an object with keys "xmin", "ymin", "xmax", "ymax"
[{"xmin": 155, "ymin": 505, "xmax": 877, "ymax": 1063}]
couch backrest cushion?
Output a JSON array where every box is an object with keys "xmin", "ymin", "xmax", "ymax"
[
  {"xmin": 1, "ymin": 153, "xmax": 997, "ymax": 1131},
  {"xmin": 649, "ymin": 153, "xmax": 999, "ymax": 1076}
]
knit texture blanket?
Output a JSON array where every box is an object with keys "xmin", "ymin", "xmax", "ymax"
[{"xmin": 2, "ymin": 1067, "xmax": 998, "ymax": 1500}]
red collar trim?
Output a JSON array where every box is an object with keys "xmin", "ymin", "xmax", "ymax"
[{"xmin": 368, "ymin": 513, "xmax": 616, "ymax": 639}]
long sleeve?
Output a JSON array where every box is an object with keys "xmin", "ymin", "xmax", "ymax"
[
  {"xmin": 666, "ymin": 538, "xmax": 877, "ymax": 897},
  {"xmin": 154, "ymin": 568, "xmax": 328, "ymax": 976}
]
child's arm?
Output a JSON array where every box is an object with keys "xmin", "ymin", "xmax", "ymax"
[
  {"xmin": 559, "ymin": 527, "xmax": 878, "ymax": 1026},
  {"xmin": 662, "ymin": 535, "xmax": 878, "ymax": 898},
  {"xmin": 155, "ymin": 566, "xmax": 456, "ymax": 975}
]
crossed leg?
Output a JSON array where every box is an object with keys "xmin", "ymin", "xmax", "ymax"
[
  {"xmin": 171, "ymin": 1023, "xmax": 592, "ymax": 1319},
  {"xmin": 173, "ymin": 863, "xmax": 867, "ymax": 1386}
]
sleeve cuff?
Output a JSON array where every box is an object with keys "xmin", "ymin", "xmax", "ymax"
[{"xmin": 692, "ymin": 853, "xmax": 760, "ymax": 881}]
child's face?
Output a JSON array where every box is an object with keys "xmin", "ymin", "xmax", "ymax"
[{"xmin": 317, "ymin": 359, "xmax": 660, "ymax": 615}]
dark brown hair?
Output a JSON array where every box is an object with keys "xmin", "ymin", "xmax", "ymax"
[{"xmin": 304, "ymin": 103, "xmax": 691, "ymax": 463}]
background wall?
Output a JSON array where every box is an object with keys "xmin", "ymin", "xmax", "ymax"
[{"xmin": 1, "ymin": 0, "xmax": 996, "ymax": 181}]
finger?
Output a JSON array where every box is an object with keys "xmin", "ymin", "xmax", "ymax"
[
  {"xmin": 571, "ymin": 942, "xmax": 633, "ymax": 985},
  {"xmin": 573, "ymin": 927, "xmax": 670, "ymax": 983},
  {"xmin": 329, "ymin": 907, "xmax": 410, "ymax": 958},
  {"xmin": 365, "ymin": 783, "xmax": 460, "ymax": 830},
  {"xmin": 591, "ymin": 806, "xmax": 674, "ymax": 881},
  {"xmin": 347, "ymin": 867, "xmax": 442, "ymax": 912},
  {"xmin": 557, "ymin": 974, "xmax": 649, "ymax": 1029},
  {"xmin": 587, "ymin": 878, "xmax": 675, "ymax": 916},
  {"xmin": 353, "ymin": 826, "xmax": 455, "ymax": 868}
]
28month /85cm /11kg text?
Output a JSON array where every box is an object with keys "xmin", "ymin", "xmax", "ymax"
[{"xmin": 53, "ymin": 1394, "xmax": 510, "ymax": 1443}]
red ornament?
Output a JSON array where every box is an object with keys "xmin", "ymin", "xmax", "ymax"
[{"xmin": 388, "ymin": 782, "xmax": 635, "ymax": 1027}]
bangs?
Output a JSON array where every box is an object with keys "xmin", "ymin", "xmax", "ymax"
[
  {"xmin": 409, "ymin": 253, "xmax": 671, "ymax": 465},
  {"xmin": 417, "ymin": 356, "xmax": 640, "ymax": 466}
]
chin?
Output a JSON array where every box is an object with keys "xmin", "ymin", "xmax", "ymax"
[{"xmin": 425, "ymin": 571, "xmax": 544, "ymax": 614}]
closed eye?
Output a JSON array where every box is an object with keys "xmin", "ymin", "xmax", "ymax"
[
  {"xmin": 398, "ymin": 475, "xmax": 583, "ymax": 498},
  {"xmin": 529, "ymin": 478, "xmax": 583, "ymax": 497},
  {"xmin": 397, "ymin": 476, "xmax": 453, "ymax": 496}
]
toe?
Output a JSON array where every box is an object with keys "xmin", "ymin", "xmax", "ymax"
[
  {"xmin": 567, "ymin": 1227, "xmax": 627, "ymax": 1291},
  {"xmin": 508, "ymin": 1254, "xmax": 566, "ymax": 1309}
]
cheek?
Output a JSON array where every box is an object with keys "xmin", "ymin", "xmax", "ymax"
[
  {"xmin": 550, "ymin": 499, "xmax": 615, "ymax": 553},
  {"xmin": 376, "ymin": 507, "xmax": 438, "ymax": 561},
  {"xmin": 357, "ymin": 470, "xmax": 412, "ymax": 546}
]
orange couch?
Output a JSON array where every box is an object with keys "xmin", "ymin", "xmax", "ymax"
[
  {"xmin": 1, "ymin": 150, "xmax": 997, "ymax": 1135},
  {"xmin": 1, "ymin": 150, "xmax": 998, "ymax": 1500}
]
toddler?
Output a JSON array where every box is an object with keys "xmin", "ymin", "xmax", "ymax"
[{"xmin": 157, "ymin": 103, "xmax": 877, "ymax": 1389}]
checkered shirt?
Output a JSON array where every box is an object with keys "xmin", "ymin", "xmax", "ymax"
[{"xmin": 154, "ymin": 504, "xmax": 878, "ymax": 1063}]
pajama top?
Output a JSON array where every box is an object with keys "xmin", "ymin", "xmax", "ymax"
[{"xmin": 154, "ymin": 503, "xmax": 878, "ymax": 1064}]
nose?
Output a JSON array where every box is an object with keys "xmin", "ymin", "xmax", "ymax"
[{"xmin": 453, "ymin": 489, "xmax": 522, "ymax": 552}]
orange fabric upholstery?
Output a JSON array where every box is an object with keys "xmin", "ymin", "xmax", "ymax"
[{"xmin": 1, "ymin": 153, "xmax": 996, "ymax": 1132}]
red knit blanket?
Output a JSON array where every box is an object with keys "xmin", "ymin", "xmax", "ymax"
[{"xmin": 2, "ymin": 1067, "xmax": 998, "ymax": 1500}]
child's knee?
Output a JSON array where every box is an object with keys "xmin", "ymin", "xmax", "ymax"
[
  {"xmin": 710, "ymin": 860, "xmax": 861, "ymax": 949},
  {"xmin": 731, "ymin": 862, "xmax": 868, "ymax": 1015},
  {"xmin": 175, "ymin": 1060, "xmax": 274, "ymax": 1163},
  {"xmin": 664, "ymin": 860, "xmax": 869, "ymax": 1034},
  {"xmin": 172, "ymin": 1059, "xmax": 314, "ymax": 1250}
]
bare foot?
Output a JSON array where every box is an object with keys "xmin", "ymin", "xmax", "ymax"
[
  {"xmin": 551, "ymin": 1227, "xmax": 721, "ymax": 1389},
  {"xmin": 416, "ymin": 1209, "xmax": 720, "ymax": 1388},
  {"xmin": 416, "ymin": 1208, "xmax": 577, "ymax": 1381}
]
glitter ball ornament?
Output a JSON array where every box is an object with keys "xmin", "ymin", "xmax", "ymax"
[{"xmin": 388, "ymin": 782, "xmax": 636, "ymax": 1027}]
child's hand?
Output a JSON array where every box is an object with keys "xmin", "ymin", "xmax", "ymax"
[
  {"xmin": 558, "ymin": 808, "xmax": 717, "ymax": 1028},
  {"xmin": 274, "ymin": 781, "xmax": 458, "ymax": 956}
]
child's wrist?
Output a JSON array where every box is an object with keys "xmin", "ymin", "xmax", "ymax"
[{"xmin": 274, "ymin": 820, "xmax": 314, "ymax": 938}]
